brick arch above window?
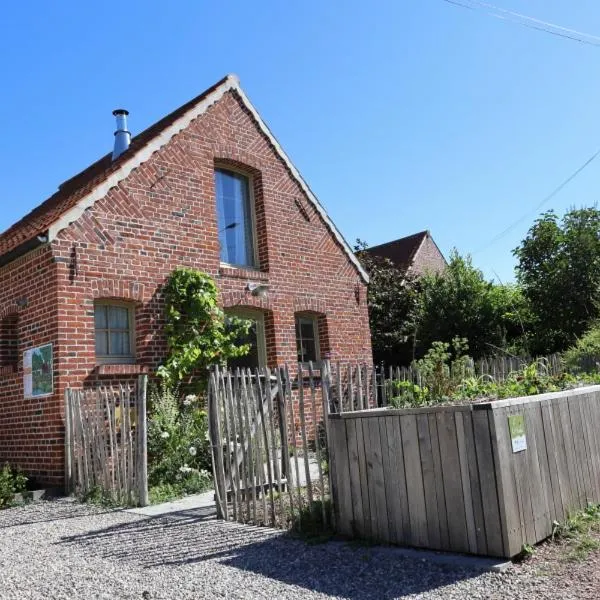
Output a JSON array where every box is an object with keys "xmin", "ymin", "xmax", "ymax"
[
  {"xmin": 293, "ymin": 297, "xmax": 328, "ymax": 315},
  {"xmin": 90, "ymin": 279, "xmax": 146, "ymax": 304},
  {"xmin": 211, "ymin": 144, "xmax": 267, "ymax": 173},
  {"xmin": 220, "ymin": 290, "xmax": 271, "ymax": 311}
]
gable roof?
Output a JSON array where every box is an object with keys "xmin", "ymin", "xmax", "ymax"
[
  {"xmin": 365, "ymin": 231, "xmax": 430, "ymax": 274},
  {"xmin": 0, "ymin": 75, "xmax": 368, "ymax": 282}
]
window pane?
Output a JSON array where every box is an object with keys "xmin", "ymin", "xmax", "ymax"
[
  {"xmin": 215, "ymin": 169, "xmax": 255, "ymax": 267},
  {"xmin": 295, "ymin": 316, "xmax": 319, "ymax": 363},
  {"xmin": 227, "ymin": 318, "xmax": 259, "ymax": 370},
  {"xmin": 301, "ymin": 338, "xmax": 318, "ymax": 363},
  {"xmin": 95, "ymin": 332, "xmax": 108, "ymax": 356},
  {"xmin": 110, "ymin": 332, "xmax": 130, "ymax": 356},
  {"xmin": 109, "ymin": 306, "xmax": 129, "ymax": 329},
  {"xmin": 94, "ymin": 305, "xmax": 107, "ymax": 329},
  {"xmin": 300, "ymin": 319, "xmax": 315, "ymax": 340}
]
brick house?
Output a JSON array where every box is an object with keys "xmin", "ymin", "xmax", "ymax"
[
  {"xmin": 364, "ymin": 230, "xmax": 446, "ymax": 277},
  {"xmin": 0, "ymin": 74, "xmax": 372, "ymax": 485}
]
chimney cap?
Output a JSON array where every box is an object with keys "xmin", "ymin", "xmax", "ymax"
[{"xmin": 112, "ymin": 108, "xmax": 129, "ymax": 116}]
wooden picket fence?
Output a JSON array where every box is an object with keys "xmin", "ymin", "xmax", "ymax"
[
  {"xmin": 64, "ymin": 375, "xmax": 148, "ymax": 506},
  {"xmin": 382, "ymin": 353, "xmax": 565, "ymax": 386},
  {"xmin": 207, "ymin": 361, "xmax": 378, "ymax": 531}
]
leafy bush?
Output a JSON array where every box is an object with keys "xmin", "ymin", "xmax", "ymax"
[
  {"xmin": 563, "ymin": 325, "xmax": 600, "ymax": 373},
  {"xmin": 147, "ymin": 383, "xmax": 212, "ymax": 502},
  {"xmin": 0, "ymin": 464, "xmax": 27, "ymax": 508},
  {"xmin": 158, "ymin": 267, "xmax": 251, "ymax": 389},
  {"xmin": 388, "ymin": 381, "xmax": 430, "ymax": 409},
  {"xmin": 387, "ymin": 338, "xmax": 600, "ymax": 408}
]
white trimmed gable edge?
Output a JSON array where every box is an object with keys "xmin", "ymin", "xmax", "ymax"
[{"xmin": 47, "ymin": 75, "xmax": 369, "ymax": 283}]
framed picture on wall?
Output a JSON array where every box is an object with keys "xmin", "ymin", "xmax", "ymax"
[{"xmin": 23, "ymin": 344, "xmax": 53, "ymax": 398}]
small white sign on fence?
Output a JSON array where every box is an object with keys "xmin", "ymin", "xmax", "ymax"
[{"xmin": 508, "ymin": 414, "xmax": 527, "ymax": 453}]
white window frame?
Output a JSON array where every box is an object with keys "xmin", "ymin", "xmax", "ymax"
[
  {"xmin": 225, "ymin": 308, "xmax": 267, "ymax": 368},
  {"xmin": 215, "ymin": 166, "xmax": 259, "ymax": 270},
  {"xmin": 94, "ymin": 300, "xmax": 136, "ymax": 365},
  {"xmin": 295, "ymin": 313, "xmax": 321, "ymax": 366}
]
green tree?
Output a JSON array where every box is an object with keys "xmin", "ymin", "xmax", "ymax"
[
  {"xmin": 417, "ymin": 251, "xmax": 529, "ymax": 359},
  {"xmin": 157, "ymin": 267, "xmax": 251, "ymax": 387},
  {"xmin": 514, "ymin": 207, "xmax": 600, "ymax": 354},
  {"xmin": 355, "ymin": 240, "xmax": 421, "ymax": 365}
]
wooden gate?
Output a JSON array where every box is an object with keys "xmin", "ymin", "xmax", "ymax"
[
  {"xmin": 207, "ymin": 364, "xmax": 335, "ymax": 531},
  {"xmin": 64, "ymin": 375, "xmax": 148, "ymax": 506}
]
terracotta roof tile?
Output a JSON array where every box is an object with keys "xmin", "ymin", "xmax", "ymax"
[
  {"xmin": 364, "ymin": 231, "xmax": 429, "ymax": 273},
  {"xmin": 0, "ymin": 75, "xmax": 229, "ymax": 260}
]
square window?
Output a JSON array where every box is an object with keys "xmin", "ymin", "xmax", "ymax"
[
  {"xmin": 295, "ymin": 315, "xmax": 320, "ymax": 364},
  {"xmin": 215, "ymin": 168, "xmax": 256, "ymax": 268},
  {"xmin": 94, "ymin": 302, "xmax": 135, "ymax": 364}
]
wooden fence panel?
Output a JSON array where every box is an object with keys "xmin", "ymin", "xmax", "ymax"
[{"xmin": 64, "ymin": 376, "xmax": 148, "ymax": 506}]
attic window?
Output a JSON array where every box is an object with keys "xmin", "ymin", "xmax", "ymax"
[
  {"xmin": 215, "ymin": 168, "xmax": 257, "ymax": 268},
  {"xmin": 0, "ymin": 314, "xmax": 18, "ymax": 369}
]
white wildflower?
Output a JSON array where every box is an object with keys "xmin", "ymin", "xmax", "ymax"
[
  {"xmin": 160, "ymin": 431, "xmax": 169, "ymax": 439},
  {"xmin": 179, "ymin": 464, "xmax": 193, "ymax": 474},
  {"xmin": 188, "ymin": 446, "xmax": 197, "ymax": 456},
  {"xmin": 184, "ymin": 394, "xmax": 197, "ymax": 406}
]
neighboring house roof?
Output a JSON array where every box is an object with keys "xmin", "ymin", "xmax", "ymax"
[
  {"xmin": 0, "ymin": 75, "xmax": 368, "ymax": 283},
  {"xmin": 365, "ymin": 230, "xmax": 446, "ymax": 276}
]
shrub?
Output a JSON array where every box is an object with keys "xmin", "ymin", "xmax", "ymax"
[
  {"xmin": 158, "ymin": 267, "xmax": 251, "ymax": 389},
  {"xmin": 563, "ymin": 325, "xmax": 600, "ymax": 373},
  {"xmin": 147, "ymin": 383, "xmax": 212, "ymax": 502},
  {"xmin": 0, "ymin": 464, "xmax": 27, "ymax": 508}
]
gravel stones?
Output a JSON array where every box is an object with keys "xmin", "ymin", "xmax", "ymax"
[{"xmin": 0, "ymin": 499, "xmax": 596, "ymax": 599}]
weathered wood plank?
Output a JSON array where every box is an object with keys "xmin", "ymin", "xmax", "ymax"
[
  {"xmin": 367, "ymin": 417, "xmax": 389, "ymax": 541},
  {"xmin": 559, "ymin": 398, "xmax": 584, "ymax": 510},
  {"xmin": 550, "ymin": 397, "xmax": 574, "ymax": 519},
  {"xmin": 436, "ymin": 411, "xmax": 468, "ymax": 553},
  {"xmin": 355, "ymin": 418, "xmax": 372, "ymax": 538},
  {"xmin": 540, "ymin": 399, "xmax": 563, "ymax": 524},
  {"xmin": 463, "ymin": 410, "xmax": 487, "ymax": 555},
  {"xmin": 428, "ymin": 413, "xmax": 450, "ymax": 551},
  {"xmin": 508, "ymin": 406, "xmax": 535, "ymax": 546},
  {"xmin": 455, "ymin": 412, "xmax": 477, "ymax": 554},
  {"xmin": 523, "ymin": 404, "xmax": 551, "ymax": 541},
  {"xmin": 489, "ymin": 407, "xmax": 522, "ymax": 557},
  {"xmin": 385, "ymin": 416, "xmax": 410, "ymax": 544},
  {"xmin": 346, "ymin": 418, "xmax": 365, "ymax": 537},
  {"xmin": 401, "ymin": 414, "xmax": 428, "ymax": 547},
  {"xmin": 329, "ymin": 419, "xmax": 353, "ymax": 536},
  {"xmin": 416, "ymin": 413, "xmax": 441, "ymax": 550}
]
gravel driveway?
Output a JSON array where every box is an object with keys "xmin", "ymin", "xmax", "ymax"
[{"xmin": 0, "ymin": 498, "xmax": 594, "ymax": 599}]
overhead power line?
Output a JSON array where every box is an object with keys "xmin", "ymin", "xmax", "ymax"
[
  {"xmin": 441, "ymin": 0, "xmax": 600, "ymax": 47},
  {"xmin": 473, "ymin": 148, "xmax": 600, "ymax": 254}
]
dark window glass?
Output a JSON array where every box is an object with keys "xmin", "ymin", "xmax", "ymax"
[{"xmin": 295, "ymin": 316, "xmax": 319, "ymax": 363}]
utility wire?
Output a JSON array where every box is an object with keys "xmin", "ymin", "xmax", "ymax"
[
  {"xmin": 473, "ymin": 148, "xmax": 600, "ymax": 254},
  {"xmin": 441, "ymin": 0, "xmax": 600, "ymax": 47}
]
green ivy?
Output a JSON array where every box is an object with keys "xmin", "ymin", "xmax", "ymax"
[{"xmin": 157, "ymin": 267, "xmax": 251, "ymax": 387}]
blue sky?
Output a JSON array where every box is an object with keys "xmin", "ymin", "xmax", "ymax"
[{"xmin": 1, "ymin": 0, "xmax": 600, "ymax": 282}]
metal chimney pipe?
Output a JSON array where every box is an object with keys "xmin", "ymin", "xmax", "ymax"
[{"xmin": 112, "ymin": 109, "xmax": 131, "ymax": 161}]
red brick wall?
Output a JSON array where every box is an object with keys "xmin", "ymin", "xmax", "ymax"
[
  {"xmin": 409, "ymin": 235, "xmax": 446, "ymax": 277},
  {"xmin": 0, "ymin": 247, "xmax": 62, "ymax": 484},
  {"xmin": 0, "ymin": 89, "xmax": 372, "ymax": 484}
]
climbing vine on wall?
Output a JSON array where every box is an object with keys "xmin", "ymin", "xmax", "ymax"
[{"xmin": 157, "ymin": 267, "xmax": 250, "ymax": 386}]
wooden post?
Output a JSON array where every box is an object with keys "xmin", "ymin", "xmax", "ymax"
[
  {"xmin": 64, "ymin": 389, "xmax": 72, "ymax": 495},
  {"xmin": 137, "ymin": 375, "xmax": 149, "ymax": 507}
]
